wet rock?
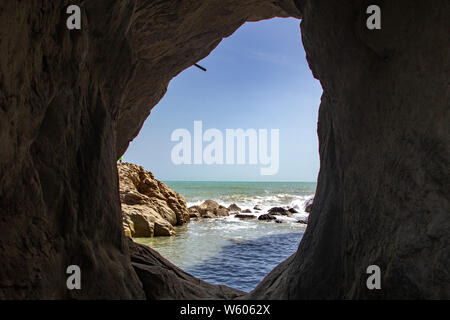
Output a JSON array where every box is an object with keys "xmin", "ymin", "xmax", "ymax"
[
  {"xmin": 275, "ymin": 220, "xmax": 283, "ymax": 224},
  {"xmin": 241, "ymin": 209, "xmax": 252, "ymax": 213},
  {"xmin": 297, "ymin": 219, "xmax": 308, "ymax": 225},
  {"xmin": 258, "ymin": 214, "xmax": 277, "ymax": 221},
  {"xmin": 235, "ymin": 214, "xmax": 257, "ymax": 219},
  {"xmin": 198, "ymin": 200, "xmax": 230, "ymax": 218},
  {"xmin": 188, "ymin": 206, "xmax": 201, "ymax": 218},
  {"xmin": 288, "ymin": 207, "xmax": 299, "ymax": 213},
  {"xmin": 228, "ymin": 203, "xmax": 241, "ymax": 212},
  {"xmin": 216, "ymin": 207, "xmax": 230, "ymax": 217},
  {"xmin": 268, "ymin": 207, "xmax": 291, "ymax": 216},
  {"xmin": 253, "ymin": 205, "xmax": 262, "ymax": 210}
]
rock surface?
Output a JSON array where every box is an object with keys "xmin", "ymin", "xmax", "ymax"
[
  {"xmin": 235, "ymin": 214, "xmax": 257, "ymax": 219},
  {"xmin": 258, "ymin": 214, "xmax": 277, "ymax": 221},
  {"xmin": 228, "ymin": 203, "xmax": 242, "ymax": 212},
  {"xmin": 118, "ymin": 163, "xmax": 189, "ymax": 237},
  {"xmin": 190, "ymin": 200, "xmax": 230, "ymax": 218},
  {"xmin": 0, "ymin": 0, "xmax": 448, "ymax": 299},
  {"xmin": 268, "ymin": 207, "xmax": 291, "ymax": 216},
  {"xmin": 304, "ymin": 198, "xmax": 314, "ymax": 213}
]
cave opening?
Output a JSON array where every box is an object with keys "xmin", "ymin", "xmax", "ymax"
[
  {"xmin": 0, "ymin": 1, "xmax": 447, "ymax": 300},
  {"xmin": 121, "ymin": 17, "xmax": 323, "ymax": 293}
]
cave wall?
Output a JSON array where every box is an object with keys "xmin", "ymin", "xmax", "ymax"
[
  {"xmin": 248, "ymin": 0, "xmax": 450, "ymax": 299},
  {"xmin": 0, "ymin": 0, "xmax": 448, "ymax": 299}
]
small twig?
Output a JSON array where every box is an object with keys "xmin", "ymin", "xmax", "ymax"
[{"xmin": 194, "ymin": 63, "xmax": 207, "ymax": 72}]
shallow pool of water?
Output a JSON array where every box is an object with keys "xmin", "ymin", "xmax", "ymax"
[{"xmin": 135, "ymin": 217, "xmax": 305, "ymax": 292}]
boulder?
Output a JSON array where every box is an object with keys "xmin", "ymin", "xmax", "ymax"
[
  {"xmin": 268, "ymin": 207, "xmax": 291, "ymax": 216},
  {"xmin": 188, "ymin": 206, "xmax": 201, "ymax": 218},
  {"xmin": 241, "ymin": 209, "xmax": 252, "ymax": 213},
  {"xmin": 216, "ymin": 207, "xmax": 230, "ymax": 217},
  {"xmin": 288, "ymin": 207, "xmax": 299, "ymax": 213},
  {"xmin": 253, "ymin": 205, "xmax": 263, "ymax": 210},
  {"xmin": 197, "ymin": 200, "xmax": 230, "ymax": 218},
  {"xmin": 228, "ymin": 203, "xmax": 241, "ymax": 212},
  {"xmin": 297, "ymin": 219, "xmax": 308, "ymax": 225},
  {"xmin": 258, "ymin": 214, "xmax": 276, "ymax": 221}
]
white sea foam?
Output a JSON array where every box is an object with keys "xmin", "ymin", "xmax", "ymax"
[{"xmin": 187, "ymin": 192, "xmax": 314, "ymax": 224}]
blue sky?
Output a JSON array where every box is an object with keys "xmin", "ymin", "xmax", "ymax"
[{"xmin": 124, "ymin": 18, "xmax": 322, "ymax": 182}]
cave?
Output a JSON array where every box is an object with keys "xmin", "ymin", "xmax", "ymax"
[{"xmin": 0, "ymin": 0, "xmax": 448, "ymax": 299}]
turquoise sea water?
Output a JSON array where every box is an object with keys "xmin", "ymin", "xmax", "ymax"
[{"xmin": 135, "ymin": 181, "xmax": 316, "ymax": 292}]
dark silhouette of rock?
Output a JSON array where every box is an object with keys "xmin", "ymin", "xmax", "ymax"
[
  {"xmin": 235, "ymin": 214, "xmax": 257, "ymax": 219},
  {"xmin": 254, "ymin": 205, "xmax": 263, "ymax": 210},
  {"xmin": 258, "ymin": 214, "xmax": 277, "ymax": 221},
  {"xmin": 288, "ymin": 207, "xmax": 299, "ymax": 213},
  {"xmin": 241, "ymin": 209, "xmax": 252, "ymax": 213},
  {"xmin": 268, "ymin": 207, "xmax": 291, "ymax": 216}
]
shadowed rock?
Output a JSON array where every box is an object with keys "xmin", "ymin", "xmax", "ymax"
[{"xmin": 228, "ymin": 203, "xmax": 242, "ymax": 212}]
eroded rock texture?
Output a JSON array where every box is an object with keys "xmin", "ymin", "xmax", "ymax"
[
  {"xmin": 119, "ymin": 162, "xmax": 189, "ymax": 237},
  {"xmin": 0, "ymin": 0, "xmax": 448, "ymax": 299}
]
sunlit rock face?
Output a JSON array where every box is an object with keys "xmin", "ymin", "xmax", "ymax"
[{"xmin": 0, "ymin": 0, "xmax": 448, "ymax": 299}]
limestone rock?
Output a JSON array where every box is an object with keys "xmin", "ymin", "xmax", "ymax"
[{"xmin": 118, "ymin": 163, "xmax": 189, "ymax": 237}]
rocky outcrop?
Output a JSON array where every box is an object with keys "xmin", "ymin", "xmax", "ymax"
[
  {"xmin": 0, "ymin": 0, "xmax": 448, "ymax": 299},
  {"xmin": 118, "ymin": 163, "xmax": 189, "ymax": 237}
]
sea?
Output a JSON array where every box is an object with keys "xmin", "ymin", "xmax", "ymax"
[{"xmin": 134, "ymin": 181, "xmax": 315, "ymax": 292}]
